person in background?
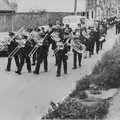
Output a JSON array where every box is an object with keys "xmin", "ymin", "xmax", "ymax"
[
  {"xmin": 88, "ymin": 27, "xmax": 97, "ymax": 56},
  {"xmin": 98, "ymin": 24, "xmax": 106, "ymax": 50}
]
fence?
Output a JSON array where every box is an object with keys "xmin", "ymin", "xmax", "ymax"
[{"xmin": 13, "ymin": 12, "xmax": 75, "ymax": 31}]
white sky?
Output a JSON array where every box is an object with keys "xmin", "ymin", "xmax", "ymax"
[{"xmin": 17, "ymin": 0, "xmax": 86, "ymax": 12}]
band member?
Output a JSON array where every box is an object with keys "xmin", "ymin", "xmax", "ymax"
[
  {"xmin": 98, "ymin": 24, "xmax": 106, "ymax": 50},
  {"xmin": 72, "ymin": 24, "xmax": 85, "ymax": 69},
  {"xmin": 88, "ymin": 27, "xmax": 96, "ymax": 57},
  {"xmin": 115, "ymin": 20, "xmax": 120, "ymax": 34},
  {"xmin": 6, "ymin": 32, "xmax": 20, "ymax": 72},
  {"xmin": 51, "ymin": 21, "xmax": 63, "ymax": 66},
  {"xmin": 94, "ymin": 27, "xmax": 100, "ymax": 54},
  {"xmin": 31, "ymin": 27, "xmax": 40, "ymax": 65},
  {"xmin": 33, "ymin": 29, "xmax": 50, "ymax": 74},
  {"xmin": 15, "ymin": 35, "xmax": 32, "ymax": 75},
  {"xmin": 63, "ymin": 24, "xmax": 72, "ymax": 35},
  {"xmin": 51, "ymin": 20, "xmax": 70, "ymax": 77},
  {"xmin": 63, "ymin": 24, "xmax": 72, "ymax": 49}
]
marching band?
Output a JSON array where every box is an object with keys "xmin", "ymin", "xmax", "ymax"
[{"xmin": 4, "ymin": 20, "xmax": 107, "ymax": 77}]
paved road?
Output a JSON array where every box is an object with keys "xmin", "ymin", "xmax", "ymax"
[{"xmin": 0, "ymin": 26, "xmax": 116, "ymax": 120}]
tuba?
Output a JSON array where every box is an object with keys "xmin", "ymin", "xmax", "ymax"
[{"xmin": 72, "ymin": 34, "xmax": 86, "ymax": 54}]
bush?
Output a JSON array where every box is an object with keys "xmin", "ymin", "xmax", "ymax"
[
  {"xmin": 75, "ymin": 77, "xmax": 91, "ymax": 91},
  {"xmin": 42, "ymin": 98, "xmax": 109, "ymax": 119},
  {"xmin": 91, "ymin": 46, "xmax": 120, "ymax": 89}
]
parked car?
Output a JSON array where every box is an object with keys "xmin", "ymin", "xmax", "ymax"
[{"xmin": 0, "ymin": 32, "xmax": 9, "ymax": 57}]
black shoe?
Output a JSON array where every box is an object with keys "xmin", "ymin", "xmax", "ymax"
[
  {"xmin": 5, "ymin": 68, "xmax": 10, "ymax": 72},
  {"xmin": 15, "ymin": 71, "xmax": 21, "ymax": 75},
  {"xmin": 32, "ymin": 63, "xmax": 35, "ymax": 66},
  {"xmin": 28, "ymin": 70, "xmax": 32, "ymax": 73},
  {"xmin": 72, "ymin": 67, "xmax": 77, "ymax": 70},
  {"xmin": 64, "ymin": 72, "xmax": 68, "ymax": 75},
  {"xmin": 56, "ymin": 74, "xmax": 61, "ymax": 77},
  {"xmin": 44, "ymin": 70, "xmax": 48, "ymax": 72},
  {"xmin": 79, "ymin": 64, "xmax": 82, "ymax": 67},
  {"xmin": 33, "ymin": 71, "xmax": 39, "ymax": 75}
]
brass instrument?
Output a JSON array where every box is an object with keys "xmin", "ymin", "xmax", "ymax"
[
  {"xmin": 72, "ymin": 35, "xmax": 86, "ymax": 54},
  {"xmin": 0, "ymin": 26, "xmax": 25, "ymax": 51},
  {"xmin": 28, "ymin": 33, "xmax": 48, "ymax": 57},
  {"xmin": 8, "ymin": 39, "xmax": 26, "ymax": 59},
  {"xmin": 7, "ymin": 27, "xmax": 25, "ymax": 58},
  {"xmin": 54, "ymin": 37, "xmax": 72, "ymax": 55},
  {"xmin": 8, "ymin": 46, "xmax": 20, "ymax": 59}
]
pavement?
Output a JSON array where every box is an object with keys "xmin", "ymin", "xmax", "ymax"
[{"xmin": 0, "ymin": 26, "xmax": 116, "ymax": 120}]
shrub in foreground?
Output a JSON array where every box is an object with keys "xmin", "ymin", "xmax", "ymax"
[{"xmin": 42, "ymin": 97, "xmax": 109, "ymax": 119}]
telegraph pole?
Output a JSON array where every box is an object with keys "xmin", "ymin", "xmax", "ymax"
[{"xmin": 74, "ymin": 0, "xmax": 77, "ymax": 15}]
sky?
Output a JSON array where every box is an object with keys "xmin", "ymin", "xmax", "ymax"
[{"xmin": 17, "ymin": 0, "xmax": 86, "ymax": 12}]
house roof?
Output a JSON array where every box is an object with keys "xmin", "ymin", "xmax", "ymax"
[{"xmin": 0, "ymin": 0, "xmax": 14, "ymax": 12}]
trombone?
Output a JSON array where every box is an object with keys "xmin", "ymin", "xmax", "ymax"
[
  {"xmin": 0, "ymin": 26, "xmax": 25, "ymax": 50},
  {"xmin": 7, "ymin": 26, "xmax": 25, "ymax": 59},
  {"xmin": 8, "ymin": 46, "xmax": 20, "ymax": 59},
  {"xmin": 28, "ymin": 33, "xmax": 48, "ymax": 57}
]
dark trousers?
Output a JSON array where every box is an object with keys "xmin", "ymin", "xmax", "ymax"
[
  {"xmin": 96, "ymin": 41, "xmax": 100, "ymax": 54},
  {"xmin": 91, "ymin": 41, "xmax": 95, "ymax": 55},
  {"xmin": 34, "ymin": 50, "xmax": 48, "ymax": 73},
  {"xmin": 73, "ymin": 50, "xmax": 82, "ymax": 68},
  {"xmin": 6, "ymin": 55, "xmax": 20, "ymax": 71},
  {"xmin": 116, "ymin": 26, "xmax": 119, "ymax": 34},
  {"xmin": 100, "ymin": 41, "xmax": 104, "ymax": 50},
  {"xmin": 18, "ymin": 54, "xmax": 31, "ymax": 73},
  {"xmin": 55, "ymin": 54, "xmax": 59, "ymax": 65},
  {"xmin": 56, "ymin": 52, "xmax": 67, "ymax": 75}
]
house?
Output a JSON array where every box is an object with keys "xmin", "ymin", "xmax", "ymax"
[
  {"xmin": 86, "ymin": 0, "xmax": 118, "ymax": 20},
  {"xmin": 0, "ymin": 0, "xmax": 15, "ymax": 32}
]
